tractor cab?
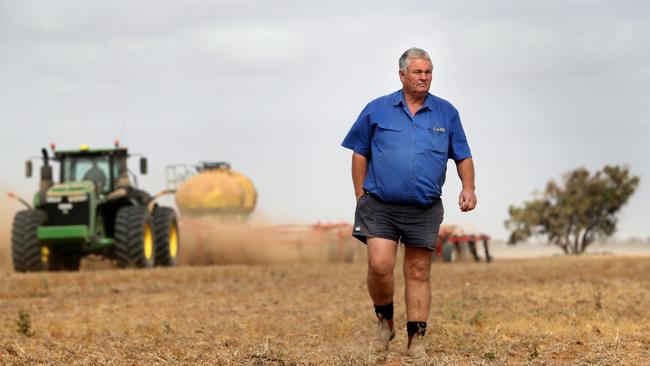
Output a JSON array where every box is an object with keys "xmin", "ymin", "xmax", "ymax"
[
  {"xmin": 54, "ymin": 145, "xmax": 137, "ymax": 194},
  {"xmin": 25, "ymin": 144, "xmax": 148, "ymax": 197},
  {"xmin": 62, "ymin": 155, "xmax": 112, "ymax": 192}
]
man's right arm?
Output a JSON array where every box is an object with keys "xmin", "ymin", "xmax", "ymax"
[{"xmin": 351, "ymin": 152, "xmax": 368, "ymax": 200}]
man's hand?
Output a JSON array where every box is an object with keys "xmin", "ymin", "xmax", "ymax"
[
  {"xmin": 455, "ymin": 158, "xmax": 476, "ymax": 212},
  {"xmin": 458, "ymin": 188, "xmax": 477, "ymax": 212},
  {"xmin": 352, "ymin": 152, "xmax": 368, "ymax": 200}
]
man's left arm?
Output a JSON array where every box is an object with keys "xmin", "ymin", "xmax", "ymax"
[
  {"xmin": 455, "ymin": 157, "xmax": 476, "ymax": 212},
  {"xmin": 448, "ymin": 107, "xmax": 476, "ymax": 212}
]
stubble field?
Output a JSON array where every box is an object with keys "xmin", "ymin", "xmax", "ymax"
[{"xmin": 1, "ymin": 252, "xmax": 649, "ymax": 365}]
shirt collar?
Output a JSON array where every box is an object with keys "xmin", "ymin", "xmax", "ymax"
[{"xmin": 393, "ymin": 90, "xmax": 435, "ymax": 111}]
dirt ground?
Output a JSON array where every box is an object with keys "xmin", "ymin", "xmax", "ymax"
[{"xmin": 1, "ymin": 255, "xmax": 649, "ymax": 365}]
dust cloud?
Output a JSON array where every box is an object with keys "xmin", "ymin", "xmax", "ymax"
[
  {"xmin": 0, "ymin": 211, "xmax": 11, "ymax": 272},
  {"xmin": 179, "ymin": 216, "xmax": 364, "ymax": 266},
  {"xmin": 1, "ymin": 188, "xmax": 21, "ymax": 272}
]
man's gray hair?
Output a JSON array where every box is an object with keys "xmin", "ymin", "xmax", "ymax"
[{"xmin": 399, "ymin": 47, "xmax": 431, "ymax": 71}]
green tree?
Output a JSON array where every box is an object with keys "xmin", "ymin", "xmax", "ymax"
[{"xmin": 505, "ymin": 165, "xmax": 640, "ymax": 254}]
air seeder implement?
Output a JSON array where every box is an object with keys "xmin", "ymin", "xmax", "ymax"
[{"xmin": 10, "ymin": 144, "xmax": 179, "ymax": 272}]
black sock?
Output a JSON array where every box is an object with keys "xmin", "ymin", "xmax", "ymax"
[
  {"xmin": 374, "ymin": 302, "xmax": 394, "ymax": 320},
  {"xmin": 407, "ymin": 321, "xmax": 427, "ymax": 337}
]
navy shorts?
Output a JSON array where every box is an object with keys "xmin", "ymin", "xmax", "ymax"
[{"xmin": 352, "ymin": 192, "xmax": 444, "ymax": 251}]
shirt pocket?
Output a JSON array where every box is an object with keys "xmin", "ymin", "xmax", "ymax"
[
  {"xmin": 428, "ymin": 127, "xmax": 449, "ymax": 153},
  {"xmin": 374, "ymin": 120, "xmax": 404, "ymax": 150}
]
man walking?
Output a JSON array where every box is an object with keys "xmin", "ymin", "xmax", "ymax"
[{"xmin": 341, "ymin": 47, "xmax": 476, "ymax": 358}]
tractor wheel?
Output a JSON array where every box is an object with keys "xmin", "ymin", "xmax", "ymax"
[
  {"xmin": 152, "ymin": 206, "xmax": 179, "ymax": 267},
  {"xmin": 48, "ymin": 250, "xmax": 82, "ymax": 271},
  {"xmin": 343, "ymin": 242, "xmax": 356, "ymax": 263},
  {"xmin": 114, "ymin": 206, "xmax": 155, "ymax": 268},
  {"xmin": 11, "ymin": 210, "xmax": 48, "ymax": 272},
  {"xmin": 457, "ymin": 242, "xmax": 471, "ymax": 261},
  {"xmin": 442, "ymin": 242, "xmax": 456, "ymax": 263}
]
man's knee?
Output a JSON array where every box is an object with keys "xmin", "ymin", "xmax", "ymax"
[
  {"xmin": 404, "ymin": 260, "xmax": 431, "ymax": 282},
  {"xmin": 368, "ymin": 257, "xmax": 394, "ymax": 278}
]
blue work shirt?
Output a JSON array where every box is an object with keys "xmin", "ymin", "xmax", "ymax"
[{"xmin": 341, "ymin": 90, "xmax": 472, "ymax": 206}]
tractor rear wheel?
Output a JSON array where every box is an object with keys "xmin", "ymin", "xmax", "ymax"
[
  {"xmin": 114, "ymin": 206, "xmax": 155, "ymax": 268},
  {"xmin": 442, "ymin": 242, "xmax": 456, "ymax": 263},
  {"xmin": 457, "ymin": 242, "xmax": 472, "ymax": 261},
  {"xmin": 152, "ymin": 206, "xmax": 179, "ymax": 267},
  {"xmin": 11, "ymin": 210, "xmax": 48, "ymax": 272}
]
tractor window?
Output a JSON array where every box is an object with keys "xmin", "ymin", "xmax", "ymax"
[
  {"xmin": 113, "ymin": 158, "xmax": 124, "ymax": 180},
  {"xmin": 63, "ymin": 157, "xmax": 111, "ymax": 192}
]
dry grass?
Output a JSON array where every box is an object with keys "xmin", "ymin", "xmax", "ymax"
[{"xmin": 1, "ymin": 254, "xmax": 649, "ymax": 365}]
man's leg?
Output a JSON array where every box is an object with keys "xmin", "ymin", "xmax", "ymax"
[
  {"xmin": 367, "ymin": 237, "xmax": 398, "ymax": 350},
  {"xmin": 403, "ymin": 245, "xmax": 434, "ymax": 355},
  {"xmin": 367, "ymin": 237, "xmax": 398, "ymax": 305}
]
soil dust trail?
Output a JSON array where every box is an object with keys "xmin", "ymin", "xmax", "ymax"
[
  {"xmin": 0, "ymin": 210, "xmax": 11, "ymax": 271},
  {"xmin": 179, "ymin": 216, "xmax": 364, "ymax": 265},
  {"xmin": 1, "ymin": 187, "xmax": 20, "ymax": 272}
]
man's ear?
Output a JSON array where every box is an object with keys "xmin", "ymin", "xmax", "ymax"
[{"xmin": 398, "ymin": 70, "xmax": 404, "ymax": 83}]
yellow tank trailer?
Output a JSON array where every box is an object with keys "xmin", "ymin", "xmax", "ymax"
[{"xmin": 173, "ymin": 162, "xmax": 257, "ymax": 217}]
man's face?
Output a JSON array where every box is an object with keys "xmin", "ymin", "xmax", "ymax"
[{"xmin": 399, "ymin": 57, "xmax": 433, "ymax": 96}]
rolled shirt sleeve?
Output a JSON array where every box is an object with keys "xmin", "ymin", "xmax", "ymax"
[
  {"xmin": 341, "ymin": 104, "xmax": 372, "ymax": 158},
  {"xmin": 448, "ymin": 109, "xmax": 472, "ymax": 161}
]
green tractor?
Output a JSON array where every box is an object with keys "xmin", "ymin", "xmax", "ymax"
[{"xmin": 11, "ymin": 144, "xmax": 179, "ymax": 272}]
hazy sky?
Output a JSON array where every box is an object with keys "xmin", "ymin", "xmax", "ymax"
[{"xmin": 1, "ymin": 1, "xmax": 648, "ymax": 240}]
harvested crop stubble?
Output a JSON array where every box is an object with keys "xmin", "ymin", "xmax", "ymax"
[{"xmin": 1, "ymin": 255, "xmax": 649, "ymax": 364}]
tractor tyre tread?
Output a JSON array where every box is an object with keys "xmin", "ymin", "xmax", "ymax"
[
  {"xmin": 11, "ymin": 210, "xmax": 47, "ymax": 272},
  {"xmin": 114, "ymin": 206, "xmax": 154, "ymax": 268},
  {"xmin": 442, "ymin": 241, "xmax": 456, "ymax": 263},
  {"xmin": 152, "ymin": 206, "xmax": 179, "ymax": 267}
]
